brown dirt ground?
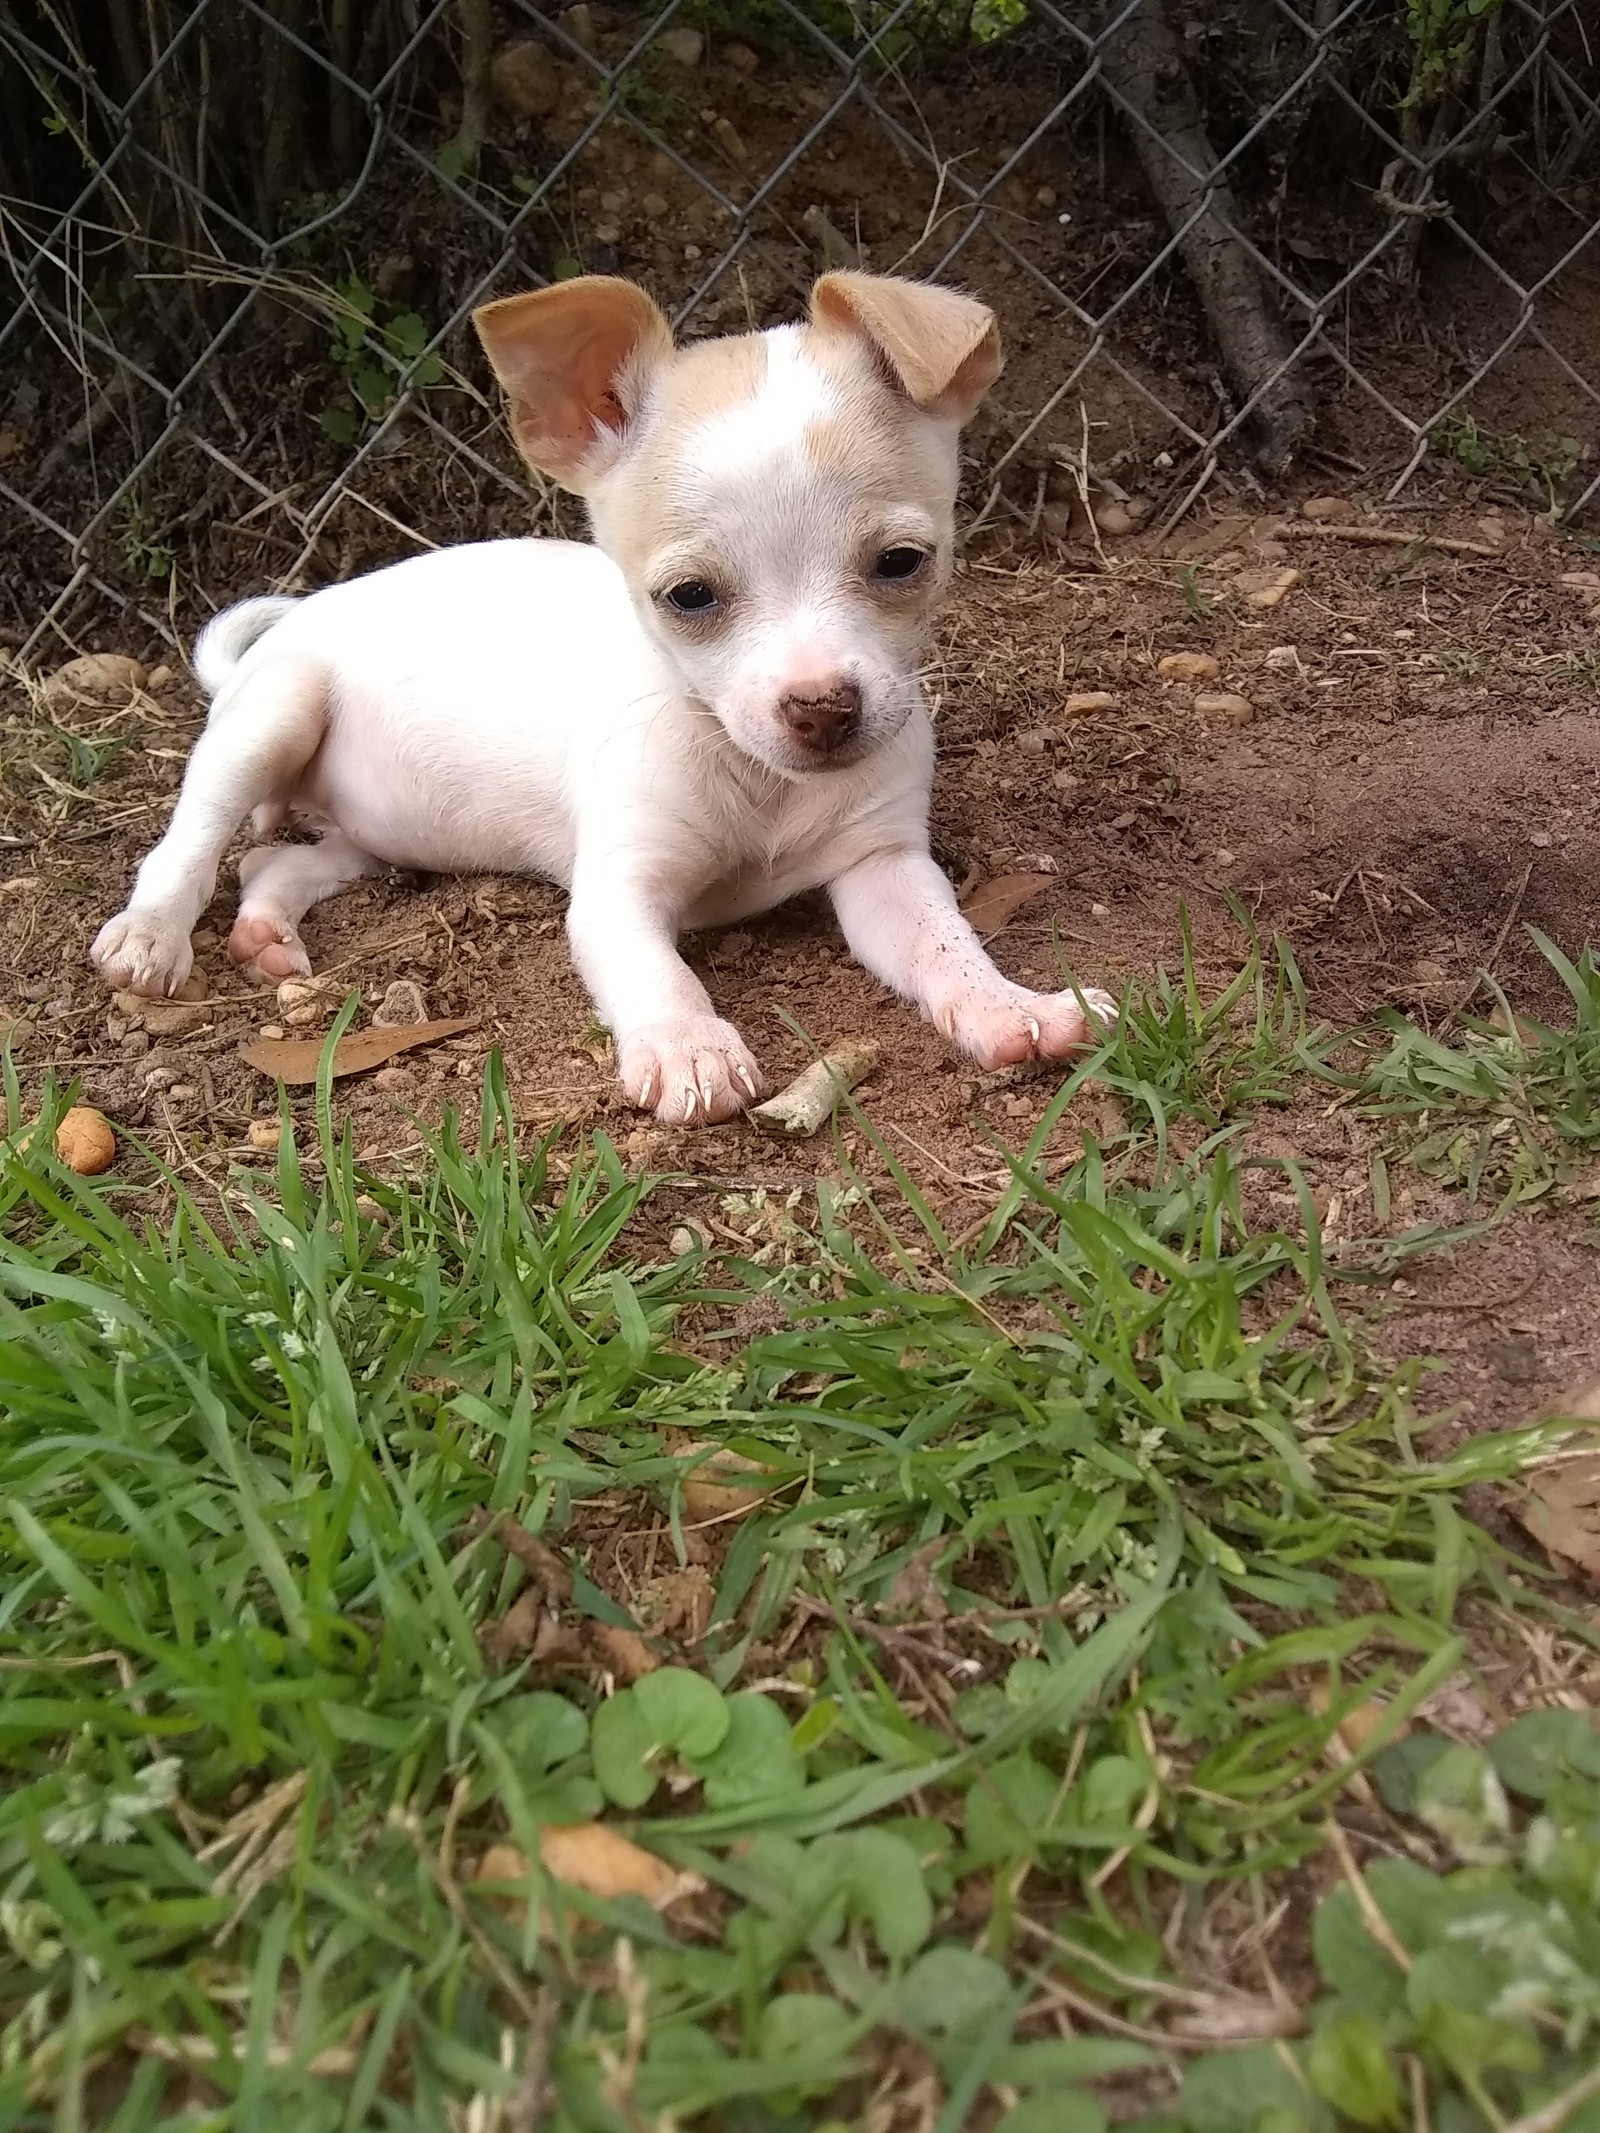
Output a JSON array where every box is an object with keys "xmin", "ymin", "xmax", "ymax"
[{"xmin": 4, "ymin": 491, "xmax": 1600, "ymax": 1446}]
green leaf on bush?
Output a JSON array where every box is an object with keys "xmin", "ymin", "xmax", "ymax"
[
  {"xmin": 964, "ymin": 1753, "xmax": 1060, "ymax": 1862},
  {"xmin": 1488, "ymin": 1708, "xmax": 1600, "ymax": 1799},
  {"xmin": 689, "ymin": 1691, "xmax": 804, "ymax": 1809},
  {"xmin": 845, "ymin": 1827, "xmax": 932, "ymax": 1960},
  {"xmin": 1413, "ymin": 1743, "xmax": 1511, "ymax": 1860},
  {"xmin": 592, "ymin": 1667, "xmax": 728, "ymax": 1808},
  {"xmin": 1311, "ymin": 1885, "xmax": 1407, "ymax": 2013},
  {"xmin": 1180, "ymin": 2043, "xmax": 1313, "ymax": 2133},
  {"xmin": 758, "ymin": 1992, "xmax": 857, "ymax": 2060},
  {"xmin": 998, "ymin": 2094, "xmax": 1106, "ymax": 2133},
  {"xmin": 895, "ymin": 1945, "xmax": 1010, "ymax": 2035},
  {"xmin": 1307, "ymin": 2014, "xmax": 1403, "ymax": 2128}
]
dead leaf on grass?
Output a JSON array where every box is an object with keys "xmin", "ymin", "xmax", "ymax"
[
  {"xmin": 1168, "ymin": 1993, "xmax": 1302, "ymax": 2042},
  {"xmin": 677, "ymin": 1444, "xmax": 779, "ymax": 1525},
  {"xmin": 588, "ymin": 1623, "xmax": 660, "ymax": 1682},
  {"xmin": 884, "ymin": 1537, "xmax": 951, "ymax": 1621},
  {"xmin": 1308, "ymin": 1681, "xmax": 1409, "ymax": 1760},
  {"xmin": 959, "ymin": 873, "xmax": 1054, "ymax": 938},
  {"xmin": 480, "ymin": 1588, "xmax": 545, "ymax": 1670},
  {"xmin": 475, "ymin": 1830, "xmax": 702, "ymax": 1918},
  {"xmin": 1516, "ymin": 1388, "xmax": 1600, "ymax": 1582},
  {"xmin": 638, "ymin": 1565, "xmax": 716, "ymax": 1642},
  {"xmin": 240, "ymin": 1017, "xmax": 478, "ymax": 1083}
]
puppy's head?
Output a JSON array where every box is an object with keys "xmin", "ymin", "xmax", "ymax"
[{"xmin": 474, "ymin": 272, "xmax": 1001, "ymax": 776}]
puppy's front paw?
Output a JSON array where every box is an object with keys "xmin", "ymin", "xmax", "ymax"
[
  {"xmin": 944, "ymin": 983, "xmax": 1118, "ymax": 1071},
  {"xmin": 90, "ymin": 910, "xmax": 194, "ymax": 998},
  {"xmin": 227, "ymin": 911, "xmax": 312, "ymax": 984},
  {"xmin": 617, "ymin": 1017, "xmax": 764, "ymax": 1125}
]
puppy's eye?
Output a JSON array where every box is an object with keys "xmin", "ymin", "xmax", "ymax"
[
  {"xmin": 661, "ymin": 580, "xmax": 721, "ymax": 616},
  {"xmin": 873, "ymin": 546, "xmax": 928, "ymax": 583}
]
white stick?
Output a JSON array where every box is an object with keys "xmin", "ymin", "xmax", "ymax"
[{"xmin": 749, "ymin": 1040, "xmax": 880, "ymax": 1136}]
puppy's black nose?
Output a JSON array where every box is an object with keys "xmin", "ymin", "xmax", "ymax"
[{"xmin": 778, "ymin": 681, "xmax": 862, "ymax": 755}]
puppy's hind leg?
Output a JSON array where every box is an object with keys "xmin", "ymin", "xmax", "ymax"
[
  {"xmin": 91, "ymin": 656, "xmax": 328, "ymax": 998},
  {"xmin": 228, "ymin": 830, "xmax": 379, "ymax": 983}
]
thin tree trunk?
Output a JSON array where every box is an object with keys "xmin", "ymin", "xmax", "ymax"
[{"xmin": 1097, "ymin": 0, "xmax": 1312, "ymax": 473}]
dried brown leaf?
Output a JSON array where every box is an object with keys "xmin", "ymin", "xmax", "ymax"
[
  {"xmin": 588, "ymin": 1623, "xmax": 660, "ymax": 1682},
  {"xmin": 1517, "ymin": 1401, "xmax": 1600, "ymax": 1583},
  {"xmin": 677, "ymin": 1443, "xmax": 778, "ymax": 1524},
  {"xmin": 1308, "ymin": 1682, "xmax": 1408, "ymax": 1761},
  {"xmin": 959, "ymin": 873, "xmax": 1054, "ymax": 938},
  {"xmin": 475, "ymin": 1831, "xmax": 702, "ymax": 1917},
  {"xmin": 480, "ymin": 1588, "xmax": 545, "ymax": 1671},
  {"xmin": 240, "ymin": 1017, "xmax": 478, "ymax": 1084}
]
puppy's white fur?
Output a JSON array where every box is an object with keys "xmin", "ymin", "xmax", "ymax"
[{"xmin": 93, "ymin": 273, "xmax": 1114, "ymax": 1123}]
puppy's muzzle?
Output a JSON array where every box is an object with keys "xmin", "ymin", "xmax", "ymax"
[{"xmin": 778, "ymin": 681, "xmax": 862, "ymax": 758}]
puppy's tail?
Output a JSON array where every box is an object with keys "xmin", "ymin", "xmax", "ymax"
[{"xmin": 192, "ymin": 595, "xmax": 300, "ymax": 696}]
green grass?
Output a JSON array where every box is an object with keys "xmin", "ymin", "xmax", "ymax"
[
  {"xmin": 1354, "ymin": 932, "xmax": 1600, "ymax": 1203},
  {"xmin": 2, "ymin": 957, "xmax": 1599, "ymax": 2131}
]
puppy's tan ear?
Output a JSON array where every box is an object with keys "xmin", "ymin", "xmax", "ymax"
[
  {"xmin": 810, "ymin": 271, "xmax": 1001, "ymax": 424},
  {"xmin": 473, "ymin": 277, "xmax": 674, "ymax": 490}
]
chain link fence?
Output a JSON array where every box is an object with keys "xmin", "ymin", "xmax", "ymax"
[{"xmin": 1, "ymin": 0, "xmax": 1597, "ymax": 662}]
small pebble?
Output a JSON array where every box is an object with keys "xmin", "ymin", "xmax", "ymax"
[
  {"xmin": 660, "ymin": 24, "xmax": 703, "ymax": 64},
  {"xmin": 54, "ymin": 1106, "xmax": 116, "ymax": 1175},
  {"xmin": 712, "ymin": 116, "xmax": 748, "ymax": 167},
  {"xmin": 1063, "ymin": 690, "xmax": 1117, "ymax": 715},
  {"xmin": 375, "ymin": 1067, "xmax": 414, "ymax": 1092},
  {"xmin": 147, "ymin": 663, "xmax": 174, "ymax": 690},
  {"xmin": 670, "ymin": 1225, "xmax": 697, "ymax": 1256},
  {"xmin": 561, "ymin": 3, "xmax": 597, "ymax": 52},
  {"xmin": 1212, "ymin": 849, "xmax": 1235, "ymax": 867},
  {"xmin": 247, "ymin": 1119, "xmax": 282, "ymax": 1152},
  {"xmin": 1092, "ymin": 502, "xmax": 1137, "ymax": 538},
  {"xmin": 490, "ymin": 39, "xmax": 560, "ymax": 119},
  {"xmin": 1530, "ymin": 830, "xmax": 1552, "ymax": 848},
  {"xmin": 1264, "ymin": 645, "xmax": 1304, "ymax": 671},
  {"xmin": 1301, "ymin": 495, "xmax": 1354, "ymax": 521},
  {"xmin": 1194, "ymin": 691, "xmax": 1255, "ymax": 725},
  {"xmin": 723, "ymin": 38, "xmax": 759, "ymax": 72},
  {"xmin": 1052, "ymin": 771, "xmax": 1082, "ymax": 793},
  {"xmin": 1240, "ymin": 567, "xmax": 1301, "ymax": 610},
  {"xmin": 1157, "ymin": 651, "xmax": 1219, "ymax": 683},
  {"xmin": 1090, "ymin": 902, "xmax": 1110, "ymax": 918},
  {"xmin": 373, "ymin": 979, "xmax": 427, "ymax": 1027},
  {"xmin": 1014, "ymin": 729, "xmax": 1050, "ymax": 755}
]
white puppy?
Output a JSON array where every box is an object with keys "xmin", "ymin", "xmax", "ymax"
[{"xmin": 92, "ymin": 271, "xmax": 1113, "ymax": 1122}]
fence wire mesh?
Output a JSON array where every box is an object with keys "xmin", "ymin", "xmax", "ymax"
[{"xmin": 1, "ymin": 0, "xmax": 1597, "ymax": 661}]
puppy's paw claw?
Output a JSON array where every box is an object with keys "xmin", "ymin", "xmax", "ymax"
[
  {"xmin": 90, "ymin": 910, "xmax": 194, "ymax": 998},
  {"xmin": 948, "ymin": 984, "xmax": 1118, "ymax": 1070},
  {"xmin": 618, "ymin": 1018, "xmax": 764, "ymax": 1125}
]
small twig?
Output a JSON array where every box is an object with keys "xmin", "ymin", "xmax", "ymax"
[
  {"xmin": 315, "ymin": 926, "xmax": 435, "ymax": 980},
  {"xmin": 464, "ymin": 1508, "xmax": 573, "ymax": 1604},
  {"xmin": 1030, "ymin": 1974, "xmax": 1288, "ymax": 2054},
  {"xmin": 1268, "ymin": 520, "xmax": 1500, "ymax": 558},
  {"xmin": 1154, "ymin": 453, "xmax": 1218, "ymax": 543},
  {"xmin": 506, "ymin": 1988, "xmax": 563, "ymax": 2133},
  {"xmin": 1326, "ymin": 1817, "xmax": 1413, "ymax": 1974},
  {"xmin": 1442, "ymin": 860, "xmax": 1533, "ymax": 1028},
  {"xmin": 394, "ymin": 1806, "xmax": 543, "ymax": 2028},
  {"xmin": 1504, "ymin": 2062, "xmax": 1600, "ymax": 2133}
]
